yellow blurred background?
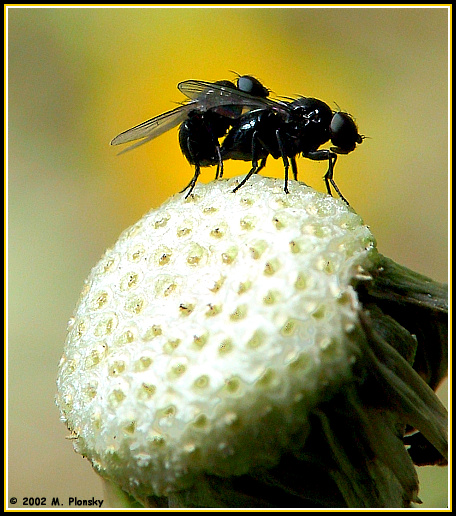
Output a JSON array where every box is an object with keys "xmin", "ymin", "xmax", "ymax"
[{"xmin": 7, "ymin": 6, "xmax": 449, "ymax": 508}]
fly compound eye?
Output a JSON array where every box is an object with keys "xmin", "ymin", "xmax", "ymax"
[
  {"xmin": 330, "ymin": 112, "xmax": 362, "ymax": 154},
  {"xmin": 237, "ymin": 76, "xmax": 269, "ymax": 98}
]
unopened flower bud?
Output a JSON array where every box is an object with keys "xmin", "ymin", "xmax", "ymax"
[{"xmin": 57, "ymin": 175, "xmax": 447, "ymax": 508}]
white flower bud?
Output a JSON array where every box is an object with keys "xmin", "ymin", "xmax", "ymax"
[{"xmin": 56, "ymin": 175, "xmax": 447, "ymax": 508}]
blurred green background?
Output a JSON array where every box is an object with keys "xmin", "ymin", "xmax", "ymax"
[{"xmin": 7, "ymin": 6, "xmax": 449, "ymax": 509}]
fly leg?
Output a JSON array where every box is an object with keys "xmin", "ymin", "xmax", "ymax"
[
  {"xmin": 215, "ymin": 145, "xmax": 224, "ymax": 180},
  {"xmin": 179, "ymin": 137, "xmax": 202, "ymax": 198},
  {"xmin": 291, "ymin": 156, "xmax": 298, "ymax": 181},
  {"xmin": 233, "ymin": 130, "xmax": 264, "ymax": 193},
  {"xmin": 254, "ymin": 157, "xmax": 268, "ymax": 175},
  {"xmin": 276, "ymin": 129, "xmax": 291, "ymax": 194},
  {"xmin": 303, "ymin": 150, "xmax": 349, "ymax": 206},
  {"xmin": 325, "ymin": 155, "xmax": 350, "ymax": 206},
  {"xmin": 180, "ymin": 164, "xmax": 201, "ymax": 199}
]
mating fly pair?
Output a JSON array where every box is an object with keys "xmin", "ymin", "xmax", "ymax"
[{"xmin": 111, "ymin": 75, "xmax": 364, "ymax": 204}]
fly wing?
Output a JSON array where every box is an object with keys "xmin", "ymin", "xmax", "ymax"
[
  {"xmin": 110, "ymin": 81, "xmax": 290, "ymax": 154},
  {"xmin": 178, "ymin": 80, "xmax": 289, "ymax": 116},
  {"xmin": 110, "ymin": 102, "xmax": 196, "ymax": 153}
]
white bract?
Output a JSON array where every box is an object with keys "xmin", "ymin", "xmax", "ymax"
[{"xmin": 56, "ymin": 175, "xmax": 377, "ymax": 501}]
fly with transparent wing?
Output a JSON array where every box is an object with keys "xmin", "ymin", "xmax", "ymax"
[
  {"xmin": 111, "ymin": 76, "xmax": 278, "ymax": 197},
  {"xmin": 111, "ymin": 76, "xmax": 364, "ymax": 203}
]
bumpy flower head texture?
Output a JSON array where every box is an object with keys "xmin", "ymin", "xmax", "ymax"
[
  {"xmin": 57, "ymin": 177, "xmax": 374, "ymax": 495},
  {"xmin": 57, "ymin": 175, "xmax": 447, "ymax": 508}
]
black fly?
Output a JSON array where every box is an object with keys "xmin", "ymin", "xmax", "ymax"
[
  {"xmin": 111, "ymin": 76, "xmax": 272, "ymax": 198},
  {"xmin": 111, "ymin": 77, "xmax": 364, "ymax": 204},
  {"xmin": 219, "ymin": 96, "xmax": 364, "ymax": 204}
]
